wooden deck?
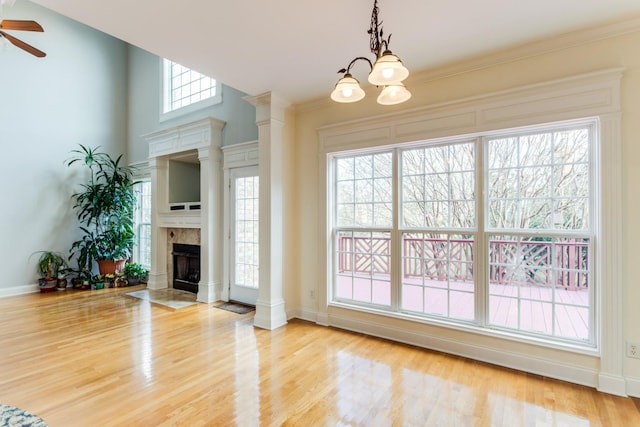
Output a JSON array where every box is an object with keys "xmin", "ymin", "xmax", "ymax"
[{"xmin": 337, "ymin": 274, "xmax": 590, "ymax": 341}]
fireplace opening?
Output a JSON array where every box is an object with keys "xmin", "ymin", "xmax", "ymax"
[{"xmin": 172, "ymin": 243, "xmax": 200, "ymax": 293}]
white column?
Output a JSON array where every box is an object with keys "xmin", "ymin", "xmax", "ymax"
[
  {"xmin": 597, "ymin": 113, "xmax": 626, "ymax": 396},
  {"xmin": 147, "ymin": 157, "xmax": 168, "ymax": 289},
  {"xmin": 245, "ymin": 92, "xmax": 289, "ymax": 330},
  {"xmin": 197, "ymin": 145, "xmax": 223, "ymax": 303}
]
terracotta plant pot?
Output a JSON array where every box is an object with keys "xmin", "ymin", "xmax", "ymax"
[{"xmin": 97, "ymin": 259, "xmax": 126, "ymax": 275}]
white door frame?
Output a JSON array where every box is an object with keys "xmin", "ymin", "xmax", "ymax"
[{"xmin": 221, "ymin": 141, "xmax": 259, "ymax": 303}]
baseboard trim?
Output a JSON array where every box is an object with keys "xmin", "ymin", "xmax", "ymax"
[
  {"xmin": 288, "ymin": 308, "xmax": 317, "ymax": 323},
  {"xmin": 305, "ymin": 309, "xmax": 599, "ymax": 390},
  {"xmin": 598, "ymin": 373, "xmax": 627, "ymax": 396},
  {"xmin": 0, "ymin": 284, "xmax": 39, "ymax": 298},
  {"xmin": 627, "ymin": 376, "xmax": 640, "ymax": 397}
]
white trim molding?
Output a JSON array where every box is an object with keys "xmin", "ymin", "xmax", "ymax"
[
  {"xmin": 221, "ymin": 140, "xmax": 260, "ymax": 302},
  {"xmin": 144, "ymin": 117, "xmax": 226, "ymax": 303},
  {"xmin": 317, "ymin": 68, "xmax": 624, "ymax": 394},
  {"xmin": 0, "ymin": 285, "xmax": 39, "ymax": 298}
]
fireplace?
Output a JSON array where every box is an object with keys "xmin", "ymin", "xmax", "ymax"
[{"xmin": 172, "ymin": 243, "xmax": 200, "ymax": 293}]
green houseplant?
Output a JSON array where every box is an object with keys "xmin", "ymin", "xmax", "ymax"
[
  {"xmin": 66, "ymin": 144, "xmax": 138, "ymax": 276},
  {"xmin": 123, "ymin": 262, "xmax": 148, "ymax": 285},
  {"xmin": 33, "ymin": 251, "xmax": 66, "ymax": 292}
]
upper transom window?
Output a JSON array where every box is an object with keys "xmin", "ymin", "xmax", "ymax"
[{"xmin": 161, "ymin": 59, "xmax": 220, "ymax": 121}]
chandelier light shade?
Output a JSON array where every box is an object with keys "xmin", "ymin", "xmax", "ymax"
[
  {"xmin": 377, "ymin": 83, "xmax": 412, "ymax": 105},
  {"xmin": 330, "ymin": 74, "xmax": 366, "ymax": 103},
  {"xmin": 368, "ymin": 51, "xmax": 409, "ymax": 86},
  {"xmin": 331, "ymin": 0, "xmax": 411, "ymax": 105}
]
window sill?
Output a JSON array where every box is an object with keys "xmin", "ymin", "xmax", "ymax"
[{"xmin": 160, "ymin": 91, "xmax": 222, "ymax": 123}]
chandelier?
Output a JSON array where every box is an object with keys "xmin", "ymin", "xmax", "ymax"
[{"xmin": 330, "ymin": 0, "xmax": 411, "ymax": 105}]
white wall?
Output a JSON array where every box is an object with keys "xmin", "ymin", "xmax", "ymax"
[
  {"xmin": 0, "ymin": 1, "xmax": 128, "ymax": 294},
  {"xmin": 292, "ymin": 23, "xmax": 640, "ymax": 393}
]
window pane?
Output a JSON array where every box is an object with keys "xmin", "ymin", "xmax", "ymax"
[
  {"xmin": 401, "ymin": 143, "xmax": 475, "ymax": 229},
  {"xmin": 487, "ymin": 128, "xmax": 590, "ymax": 231},
  {"xmin": 401, "ymin": 233, "xmax": 474, "ymax": 321},
  {"xmin": 164, "ymin": 59, "xmax": 217, "ymax": 113},
  {"xmin": 235, "ymin": 176, "xmax": 259, "ymax": 288},
  {"xmin": 336, "ymin": 153, "xmax": 392, "ymax": 227},
  {"xmin": 335, "ymin": 231, "xmax": 391, "ymax": 306},
  {"xmin": 134, "ymin": 180, "xmax": 152, "ymax": 269},
  {"xmin": 488, "ymin": 235, "xmax": 590, "ymax": 341}
]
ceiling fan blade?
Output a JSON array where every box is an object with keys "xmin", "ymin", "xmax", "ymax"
[
  {"xmin": 0, "ymin": 20, "xmax": 44, "ymax": 32},
  {"xmin": 0, "ymin": 30, "xmax": 46, "ymax": 57}
]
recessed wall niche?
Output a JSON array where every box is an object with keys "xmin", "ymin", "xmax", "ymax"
[{"xmin": 169, "ymin": 155, "xmax": 200, "ymax": 204}]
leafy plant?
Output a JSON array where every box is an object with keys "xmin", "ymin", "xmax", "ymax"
[
  {"xmin": 66, "ymin": 145, "xmax": 138, "ymax": 270},
  {"xmin": 123, "ymin": 262, "xmax": 147, "ymax": 280},
  {"xmin": 33, "ymin": 251, "xmax": 66, "ymax": 280}
]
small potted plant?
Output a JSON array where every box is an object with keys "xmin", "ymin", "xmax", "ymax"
[
  {"xmin": 114, "ymin": 272, "xmax": 128, "ymax": 288},
  {"xmin": 104, "ymin": 273, "xmax": 116, "ymax": 288},
  {"xmin": 123, "ymin": 262, "xmax": 147, "ymax": 286},
  {"xmin": 56, "ymin": 267, "xmax": 70, "ymax": 290},
  {"xmin": 33, "ymin": 251, "xmax": 66, "ymax": 292}
]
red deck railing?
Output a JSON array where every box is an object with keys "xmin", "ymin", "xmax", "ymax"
[{"xmin": 337, "ymin": 233, "xmax": 588, "ymax": 290}]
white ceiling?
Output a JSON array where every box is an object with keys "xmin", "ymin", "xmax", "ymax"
[{"xmin": 29, "ymin": 0, "xmax": 640, "ymax": 104}]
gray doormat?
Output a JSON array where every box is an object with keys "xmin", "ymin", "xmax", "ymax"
[{"xmin": 214, "ymin": 301, "xmax": 255, "ymax": 314}]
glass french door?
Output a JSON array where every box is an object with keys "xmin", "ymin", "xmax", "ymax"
[{"xmin": 229, "ymin": 166, "xmax": 259, "ymax": 305}]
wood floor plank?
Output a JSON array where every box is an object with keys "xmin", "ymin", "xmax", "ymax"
[{"xmin": 0, "ymin": 286, "xmax": 638, "ymax": 426}]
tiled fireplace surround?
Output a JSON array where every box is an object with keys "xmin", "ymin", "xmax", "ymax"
[{"xmin": 166, "ymin": 228, "xmax": 201, "ymax": 291}]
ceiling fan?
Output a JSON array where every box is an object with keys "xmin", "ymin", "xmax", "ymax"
[{"xmin": 0, "ymin": 0, "xmax": 46, "ymax": 58}]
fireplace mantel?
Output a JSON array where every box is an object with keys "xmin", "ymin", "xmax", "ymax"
[
  {"xmin": 146, "ymin": 117, "xmax": 226, "ymax": 158},
  {"xmin": 145, "ymin": 116, "xmax": 226, "ymax": 303}
]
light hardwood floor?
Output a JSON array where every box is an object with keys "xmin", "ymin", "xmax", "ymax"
[{"xmin": 0, "ymin": 286, "xmax": 638, "ymax": 426}]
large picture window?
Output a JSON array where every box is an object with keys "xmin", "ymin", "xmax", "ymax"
[{"xmin": 330, "ymin": 120, "xmax": 594, "ymax": 346}]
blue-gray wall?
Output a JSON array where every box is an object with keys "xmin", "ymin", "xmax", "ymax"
[
  {"xmin": 0, "ymin": 1, "xmax": 257, "ymax": 293},
  {"xmin": 126, "ymin": 46, "xmax": 258, "ymax": 165},
  {"xmin": 0, "ymin": 1, "xmax": 128, "ymax": 293}
]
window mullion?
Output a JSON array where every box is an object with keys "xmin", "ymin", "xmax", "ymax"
[
  {"xmin": 391, "ymin": 148, "xmax": 401, "ymax": 311},
  {"xmin": 476, "ymin": 138, "xmax": 487, "ymax": 327}
]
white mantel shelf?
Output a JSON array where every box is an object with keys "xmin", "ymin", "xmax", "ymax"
[{"xmin": 158, "ymin": 211, "xmax": 201, "ymax": 228}]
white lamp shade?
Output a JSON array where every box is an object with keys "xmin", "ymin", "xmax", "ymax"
[
  {"xmin": 377, "ymin": 83, "xmax": 412, "ymax": 105},
  {"xmin": 368, "ymin": 51, "xmax": 409, "ymax": 86},
  {"xmin": 331, "ymin": 74, "xmax": 365, "ymax": 103}
]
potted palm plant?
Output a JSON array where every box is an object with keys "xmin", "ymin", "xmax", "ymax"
[{"xmin": 66, "ymin": 144, "xmax": 138, "ymax": 276}]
